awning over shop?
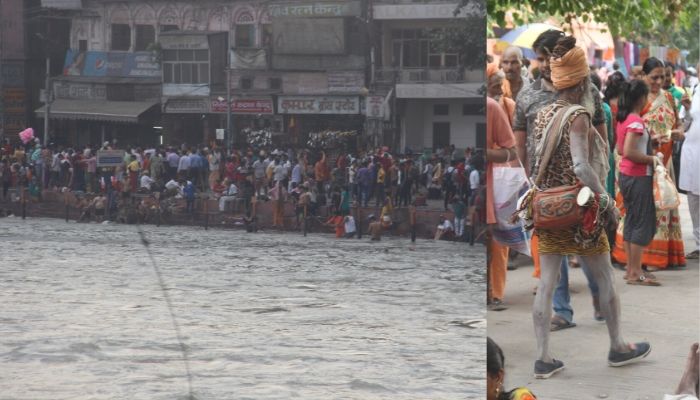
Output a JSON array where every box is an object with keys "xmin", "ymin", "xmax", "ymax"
[{"xmin": 35, "ymin": 99, "xmax": 159, "ymax": 123}]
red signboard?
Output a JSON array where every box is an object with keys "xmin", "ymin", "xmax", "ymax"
[{"xmin": 211, "ymin": 98, "xmax": 274, "ymax": 114}]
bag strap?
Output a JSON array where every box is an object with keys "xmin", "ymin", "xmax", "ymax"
[{"xmin": 534, "ymin": 105, "xmax": 585, "ymax": 187}]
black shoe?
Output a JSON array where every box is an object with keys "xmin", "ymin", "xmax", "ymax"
[
  {"xmin": 534, "ymin": 359, "xmax": 564, "ymax": 379},
  {"xmin": 608, "ymin": 342, "xmax": 651, "ymax": 367}
]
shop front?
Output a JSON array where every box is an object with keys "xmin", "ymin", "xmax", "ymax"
[
  {"xmin": 276, "ymin": 95, "xmax": 364, "ymax": 150},
  {"xmin": 210, "ymin": 97, "xmax": 280, "ymax": 147},
  {"xmin": 35, "ymin": 98, "xmax": 160, "ymax": 147},
  {"xmin": 395, "ymin": 83, "xmax": 483, "ymax": 152}
]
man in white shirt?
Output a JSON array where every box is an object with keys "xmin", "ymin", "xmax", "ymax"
[
  {"xmin": 290, "ymin": 160, "xmax": 303, "ymax": 191},
  {"xmin": 140, "ymin": 171, "xmax": 155, "ymax": 191},
  {"xmin": 273, "ymin": 158, "xmax": 287, "ymax": 183},
  {"xmin": 177, "ymin": 151, "xmax": 191, "ymax": 180},
  {"xmin": 218, "ymin": 180, "xmax": 239, "ymax": 212},
  {"xmin": 344, "ymin": 215, "xmax": 357, "ymax": 238}
]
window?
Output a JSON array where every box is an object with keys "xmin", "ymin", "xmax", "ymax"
[
  {"xmin": 262, "ymin": 24, "xmax": 272, "ymax": 47},
  {"xmin": 240, "ymin": 77, "xmax": 253, "ymax": 90},
  {"xmin": 433, "ymin": 104, "xmax": 449, "ymax": 116},
  {"xmin": 269, "ymin": 77, "xmax": 282, "ymax": 90},
  {"xmin": 79, "ymin": 40, "xmax": 87, "ymax": 52},
  {"xmin": 476, "ymin": 123, "xmax": 486, "ymax": 149},
  {"xmin": 135, "ymin": 25, "xmax": 155, "ymax": 51},
  {"xmin": 163, "ymin": 49, "xmax": 211, "ymax": 84},
  {"xmin": 160, "ymin": 24, "xmax": 179, "ymax": 33},
  {"xmin": 463, "ymin": 103, "xmax": 484, "ymax": 115},
  {"xmin": 433, "ymin": 122, "xmax": 451, "ymax": 149},
  {"xmin": 391, "ymin": 28, "xmax": 460, "ymax": 68},
  {"xmin": 111, "ymin": 24, "xmax": 131, "ymax": 51},
  {"xmin": 235, "ymin": 24, "xmax": 256, "ymax": 48}
]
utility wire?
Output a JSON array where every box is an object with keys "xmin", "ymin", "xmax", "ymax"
[{"xmin": 135, "ymin": 223, "xmax": 195, "ymax": 400}]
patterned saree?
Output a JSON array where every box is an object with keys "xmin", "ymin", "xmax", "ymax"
[{"xmin": 612, "ymin": 91, "xmax": 686, "ymax": 268}]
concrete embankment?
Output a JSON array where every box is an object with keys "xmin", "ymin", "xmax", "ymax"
[{"xmin": 0, "ymin": 189, "xmax": 460, "ymax": 240}]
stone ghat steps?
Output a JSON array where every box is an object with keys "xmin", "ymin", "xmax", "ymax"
[{"xmin": 0, "ymin": 192, "xmax": 460, "ymax": 240}]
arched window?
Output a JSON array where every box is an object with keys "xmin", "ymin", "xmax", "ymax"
[
  {"xmin": 208, "ymin": 7, "xmax": 230, "ymax": 32},
  {"xmin": 109, "ymin": 5, "xmax": 131, "ymax": 51},
  {"xmin": 158, "ymin": 5, "xmax": 180, "ymax": 33},
  {"xmin": 234, "ymin": 8, "xmax": 256, "ymax": 48},
  {"xmin": 259, "ymin": 10, "xmax": 272, "ymax": 48},
  {"xmin": 133, "ymin": 5, "xmax": 156, "ymax": 51}
]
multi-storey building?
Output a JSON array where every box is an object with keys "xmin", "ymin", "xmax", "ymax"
[
  {"xmin": 370, "ymin": 0, "xmax": 483, "ymax": 152},
  {"xmin": 25, "ymin": 0, "xmax": 478, "ymax": 152}
]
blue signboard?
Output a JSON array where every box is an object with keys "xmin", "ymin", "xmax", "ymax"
[{"xmin": 63, "ymin": 50, "xmax": 161, "ymax": 78}]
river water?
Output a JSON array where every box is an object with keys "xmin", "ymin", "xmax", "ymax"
[{"xmin": 0, "ymin": 217, "xmax": 485, "ymax": 399}]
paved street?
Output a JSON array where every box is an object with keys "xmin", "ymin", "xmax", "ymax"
[{"xmin": 488, "ymin": 195, "xmax": 699, "ymax": 399}]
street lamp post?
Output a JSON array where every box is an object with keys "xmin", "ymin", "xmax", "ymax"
[
  {"xmin": 43, "ymin": 55, "xmax": 51, "ymax": 145},
  {"xmin": 226, "ymin": 67, "xmax": 232, "ymax": 149}
]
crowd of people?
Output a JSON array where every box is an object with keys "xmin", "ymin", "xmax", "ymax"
[
  {"xmin": 486, "ymin": 28, "xmax": 699, "ymax": 383},
  {"xmin": 0, "ymin": 138, "xmax": 481, "ymax": 241}
]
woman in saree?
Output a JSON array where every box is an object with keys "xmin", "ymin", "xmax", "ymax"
[{"xmin": 612, "ymin": 57, "xmax": 686, "ymax": 271}]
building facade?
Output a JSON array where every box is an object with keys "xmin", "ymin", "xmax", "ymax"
[
  {"xmin": 370, "ymin": 0, "xmax": 483, "ymax": 152},
  {"xmin": 26, "ymin": 0, "xmax": 479, "ymax": 152}
]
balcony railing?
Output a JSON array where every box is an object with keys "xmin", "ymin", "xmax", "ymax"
[{"xmin": 374, "ymin": 67, "xmax": 465, "ymax": 84}]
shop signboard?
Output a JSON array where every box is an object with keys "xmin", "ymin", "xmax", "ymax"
[
  {"xmin": 53, "ymin": 81, "xmax": 107, "ymax": 100},
  {"xmin": 159, "ymin": 34, "xmax": 209, "ymax": 50},
  {"xmin": 278, "ymin": 96, "xmax": 359, "ymax": 114},
  {"xmin": 63, "ymin": 50, "xmax": 161, "ymax": 78},
  {"xmin": 268, "ymin": 1, "xmax": 361, "ymax": 18},
  {"xmin": 2, "ymin": 113, "xmax": 26, "ymax": 132},
  {"xmin": 211, "ymin": 99, "xmax": 274, "ymax": 114},
  {"xmin": 97, "ymin": 150, "xmax": 126, "ymax": 167},
  {"xmin": 328, "ymin": 71, "xmax": 365, "ymax": 93},
  {"xmin": 3, "ymin": 89, "xmax": 26, "ymax": 113},
  {"xmin": 41, "ymin": 0, "xmax": 82, "ymax": 9},
  {"xmin": 365, "ymin": 96, "xmax": 384, "ymax": 118},
  {"xmin": 372, "ymin": 3, "xmax": 469, "ymax": 19},
  {"xmin": 1, "ymin": 63, "xmax": 25, "ymax": 88},
  {"xmin": 163, "ymin": 98, "xmax": 210, "ymax": 114}
]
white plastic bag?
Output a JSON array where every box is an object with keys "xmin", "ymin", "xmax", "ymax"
[
  {"xmin": 491, "ymin": 164, "xmax": 531, "ymax": 256},
  {"xmin": 653, "ymin": 157, "xmax": 680, "ymax": 211}
]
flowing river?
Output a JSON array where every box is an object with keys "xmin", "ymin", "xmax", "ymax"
[{"xmin": 0, "ymin": 217, "xmax": 485, "ymax": 399}]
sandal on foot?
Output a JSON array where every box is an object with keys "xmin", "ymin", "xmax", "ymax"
[
  {"xmin": 626, "ymin": 275, "xmax": 661, "ymax": 286},
  {"xmin": 550, "ymin": 315, "xmax": 577, "ymax": 332},
  {"xmin": 643, "ymin": 271, "xmax": 657, "ymax": 280}
]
